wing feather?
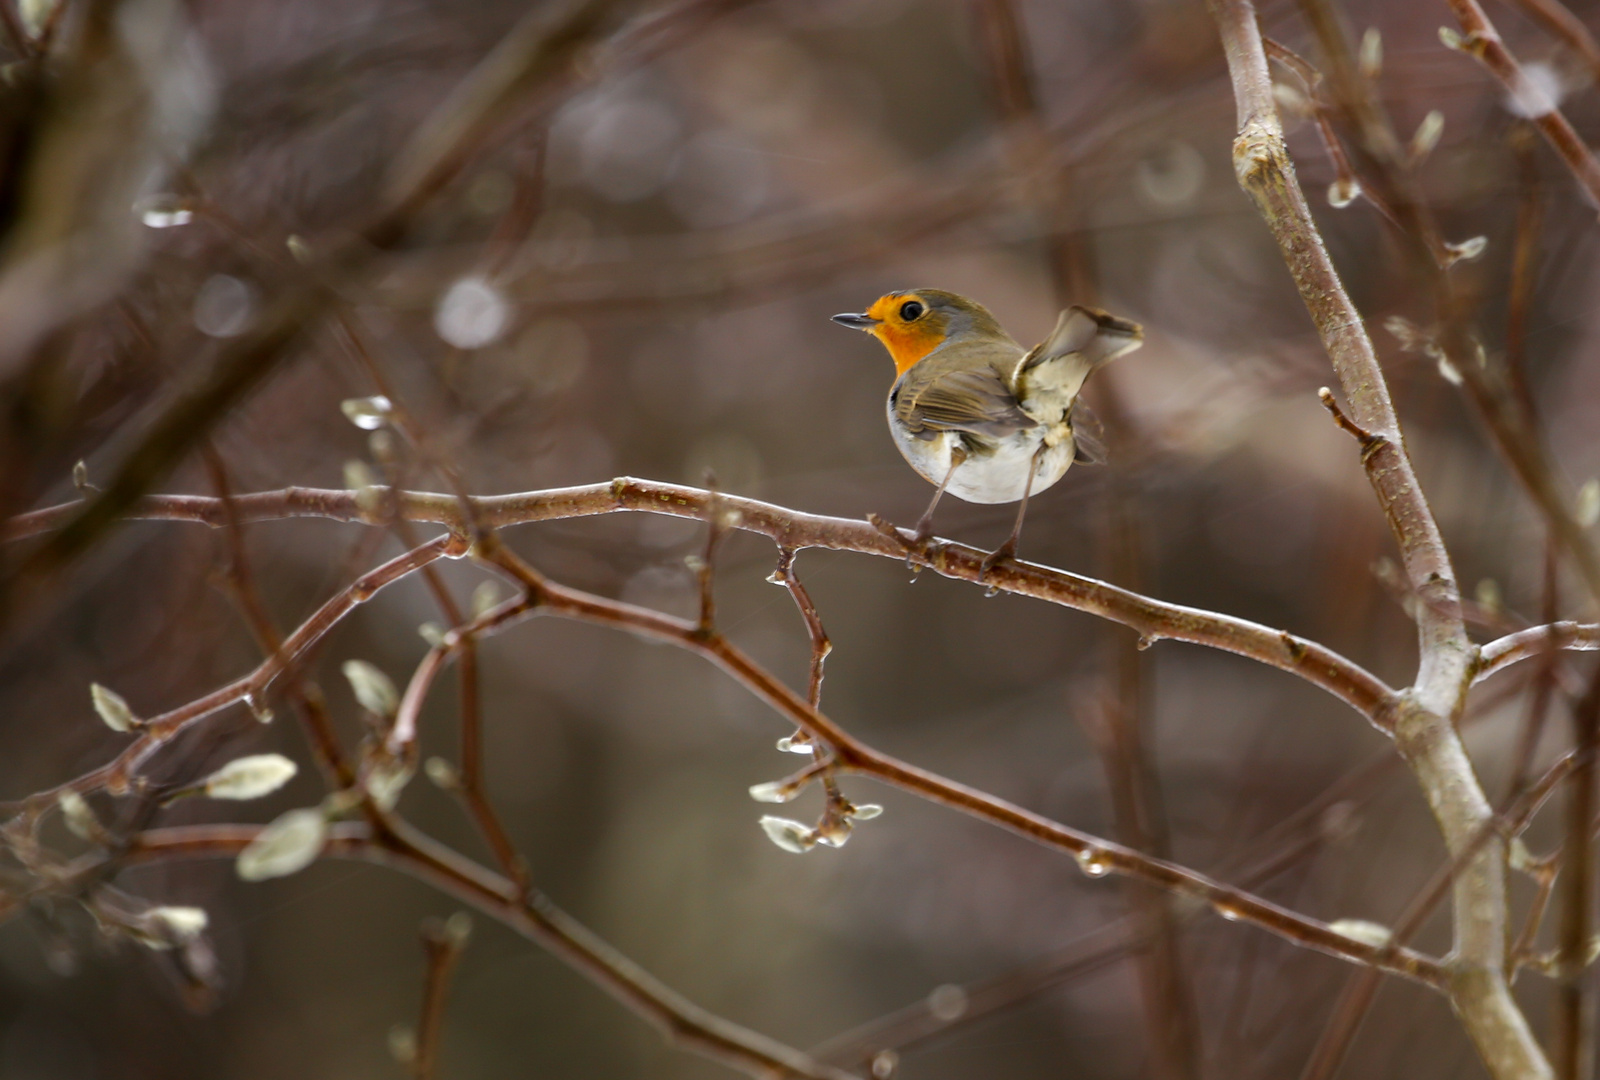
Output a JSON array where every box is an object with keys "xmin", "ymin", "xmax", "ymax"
[{"xmin": 895, "ymin": 366, "xmax": 1034, "ymax": 439}]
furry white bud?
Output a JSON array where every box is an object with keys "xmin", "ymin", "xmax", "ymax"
[
  {"xmin": 759, "ymin": 816, "xmax": 814, "ymax": 854},
  {"xmin": 342, "ymin": 660, "xmax": 398, "ymax": 718},
  {"xmin": 236, "ymin": 808, "xmax": 328, "ymax": 881},
  {"xmin": 203, "ymin": 755, "xmax": 298, "ymax": 800},
  {"xmin": 90, "ymin": 683, "xmax": 136, "ymax": 733}
]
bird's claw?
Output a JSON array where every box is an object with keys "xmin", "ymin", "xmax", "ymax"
[
  {"xmin": 978, "ymin": 541, "xmax": 1017, "ymax": 585},
  {"xmin": 869, "ymin": 513, "xmax": 936, "ymax": 570},
  {"xmin": 868, "ymin": 513, "xmax": 913, "ymax": 551}
]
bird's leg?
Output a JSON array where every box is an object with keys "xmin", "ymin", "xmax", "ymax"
[
  {"xmin": 914, "ymin": 444, "xmax": 967, "ymax": 545},
  {"xmin": 869, "ymin": 443, "xmax": 967, "ymax": 561},
  {"xmin": 980, "ymin": 442, "xmax": 1045, "ymax": 581}
]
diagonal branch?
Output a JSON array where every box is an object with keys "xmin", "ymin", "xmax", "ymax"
[
  {"xmin": 1444, "ymin": 0, "xmax": 1600, "ymax": 210},
  {"xmin": 1204, "ymin": 2, "xmax": 1544, "ymax": 1077},
  {"xmin": 444, "ymin": 540, "xmax": 1450, "ymax": 986},
  {"xmin": 118, "ymin": 822, "xmax": 862, "ymax": 1080},
  {"xmin": 2, "ymin": 534, "xmax": 461, "ymax": 816}
]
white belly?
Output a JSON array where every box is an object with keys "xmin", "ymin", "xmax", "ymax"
[{"xmin": 888, "ymin": 414, "xmax": 1076, "ymax": 505}]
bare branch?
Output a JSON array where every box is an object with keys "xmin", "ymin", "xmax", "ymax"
[
  {"xmin": 3, "ymin": 534, "xmax": 461, "ymax": 816},
  {"xmin": 1443, "ymin": 0, "xmax": 1600, "ymax": 209},
  {"xmin": 455, "ymin": 541, "xmax": 1447, "ymax": 986},
  {"xmin": 4, "ymin": 482, "xmax": 1402, "ymax": 724},
  {"xmin": 119, "ymin": 822, "xmax": 862, "ymax": 1080},
  {"xmin": 414, "ymin": 915, "xmax": 470, "ymax": 1080},
  {"xmin": 1479, "ymin": 622, "xmax": 1600, "ymax": 681},
  {"xmin": 1205, "ymin": 1, "xmax": 1544, "ymax": 1075}
]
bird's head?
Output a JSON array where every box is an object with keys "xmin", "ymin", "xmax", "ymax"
[{"xmin": 832, "ymin": 289, "xmax": 1009, "ymax": 375}]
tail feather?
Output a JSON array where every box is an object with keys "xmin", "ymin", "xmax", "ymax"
[
  {"xmin": 1030, "ymin": 306, "xmax": 1144, "ymax": 373},
  {"xmin": 1014, "ymin": 306, "xmax": 1144, "ymax": 408}
]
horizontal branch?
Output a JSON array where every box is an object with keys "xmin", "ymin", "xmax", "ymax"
[
  {"xmin": 1477, "ymin": 622, "xmax": 1600, "ymax": 682},
  {"xmin": 119, "ymin": 823, "xmax": 860, "ymax": 1080},
  {"xmin": 6, "ymin": 480, "xmax": 1400, "ymax": 725}
]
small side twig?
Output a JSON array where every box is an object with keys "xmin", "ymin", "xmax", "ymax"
[
  {"xmin": 1317, "ymin": 386, "xmax": 1384, "ymax": 454},
  {"xmin": 1299, "ymin": 749, "xmax": 1575, "ymax": 1080},
  {"xmin": 1443, "ymin": 0, "xmax": 1600, "ymax": 211},
  {"xmin": 1553, "ymin": 662, "xmax": 1600, "ymax": 1078},
  {"xmin": 769, "ymin": 547, "xmax": 832, "ymax": 754},
  {"xmin": 693, "ymin": 474, "xmax": 728, "ymax": 637},
  {"xmin": 1506, "ymin": 540, "xmax": 1563, "ymax": 803},
  {"xmin": 201, "ymin": 446, "xmax": 355, "ymax": 788},
  {"xmin": 413, "ymin": 914, "xmax": 472, "ymax": 1080}
]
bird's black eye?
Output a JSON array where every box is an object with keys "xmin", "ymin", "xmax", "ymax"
[{"xmin": 899, "ymin": 300, "xmax": 924, "ymax": 321}]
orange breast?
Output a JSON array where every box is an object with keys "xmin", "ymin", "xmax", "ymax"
[{"xmin": 873, "ymin": 324, "xmax": 944, "ymax": 375}]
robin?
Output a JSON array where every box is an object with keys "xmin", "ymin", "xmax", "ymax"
[{"xmin": 832, "ymin": 289, "xmax": 1143, "ymax": 574}]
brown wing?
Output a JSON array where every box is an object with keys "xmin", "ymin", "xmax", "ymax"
[{"xmin": 893, "ymin": 365, "xmax": 1034, "ymax": 440}]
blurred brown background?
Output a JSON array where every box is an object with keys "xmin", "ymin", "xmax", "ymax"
[{"xmin": 1, "ymin": 0, "xmax": 1597, "ymax": 1076}]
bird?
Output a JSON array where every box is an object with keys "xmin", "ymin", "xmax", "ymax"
[{"xmin": 832, "ymin": 289, "xmax": 1143, "ymax": 575}]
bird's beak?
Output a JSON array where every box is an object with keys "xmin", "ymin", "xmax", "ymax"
[{"xmin": 831, "ymin": 312, "xmax": 880, "ymax": 331}]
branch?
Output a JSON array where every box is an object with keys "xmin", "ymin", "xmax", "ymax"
[
  {"xmin": 118, "ymin": 823, "xmax": 861, "ymax": 1080},
  {"xmin": 413, "ymin": 915, "xmax": 470, "ymax": 1080},
  {"xmin": 1205, "ymin": 2, "xmax": 1544, "ymax": 1077},
  {"xmin": 1444, "ymin": 0, "xmax": 1600, "ymax": 210},
  {"xmin": 4, "ymin": 481, "xmax": 1401, "ymax": 725},
  {"xmin": 1478, "ymin": 622, "xmax": 1600, "ymax": 681},
  {"xmin": 444, "ymin": 541, "xmax": 1449, "ymax": 987},
  {"xmin": 3, "ymin": 534, "xmax": 460, "ymax": 814}
]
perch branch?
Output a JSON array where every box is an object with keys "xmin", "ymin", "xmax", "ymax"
[{"xmin": 4, "ymin": 482, "xmax": 1401, "ymax": 724}]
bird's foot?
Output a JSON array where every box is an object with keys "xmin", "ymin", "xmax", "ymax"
[
  {"xmin": 978, "ymin": 540, "xmax": 1017, "ymax": 591},
  {"xmin": 869, "ymin": 513, "xmax": 933, "ymax": 571},
  {"xmin": 868, "ymin": 513, "xmax": 913, "ymax": 550}
]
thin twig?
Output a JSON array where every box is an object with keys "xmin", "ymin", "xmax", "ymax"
[
  {"xmin": 1444, "ymin": 0, "xmax": 1600, "ymax": 209},
  {"xmin": 1481, "ymin": 622, "xmax": 1600, "ymax": 681},
  {"xmin": 1506, "ymin": 124, "xmax": 1545, "ymax": 427},
  {"xmin": 201, "ymin": 446, "xmax": 356, "ymax": 787},
  {"xmin": 1317, "ymin": 387, "xmax": 1384, "ymax": 452},
  {"xmin": 117, "ymin": 822, "xmax": 861, "ymax": 1080},
  {"xmin": 1300, "ymin": 750, "xmax": 1575, "ymax": 1080},
  {"xmin": 695, "ymin": 476, "xmax": 726, "ymax": 636},
  {"xmin": 1554, "ymin": 662, "xmax": 1600, "ymax": 1079},
  {"xmin": 769, "ymin": 546, "xmax": 832, "ymax": 755},
  {"xmin": 1507, "ymin": 540, "xmax": 1564, "ymax": 802},
  {"xmin": 414, "ymin": 915, "xmax": 471, "ymax": 1080}
]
